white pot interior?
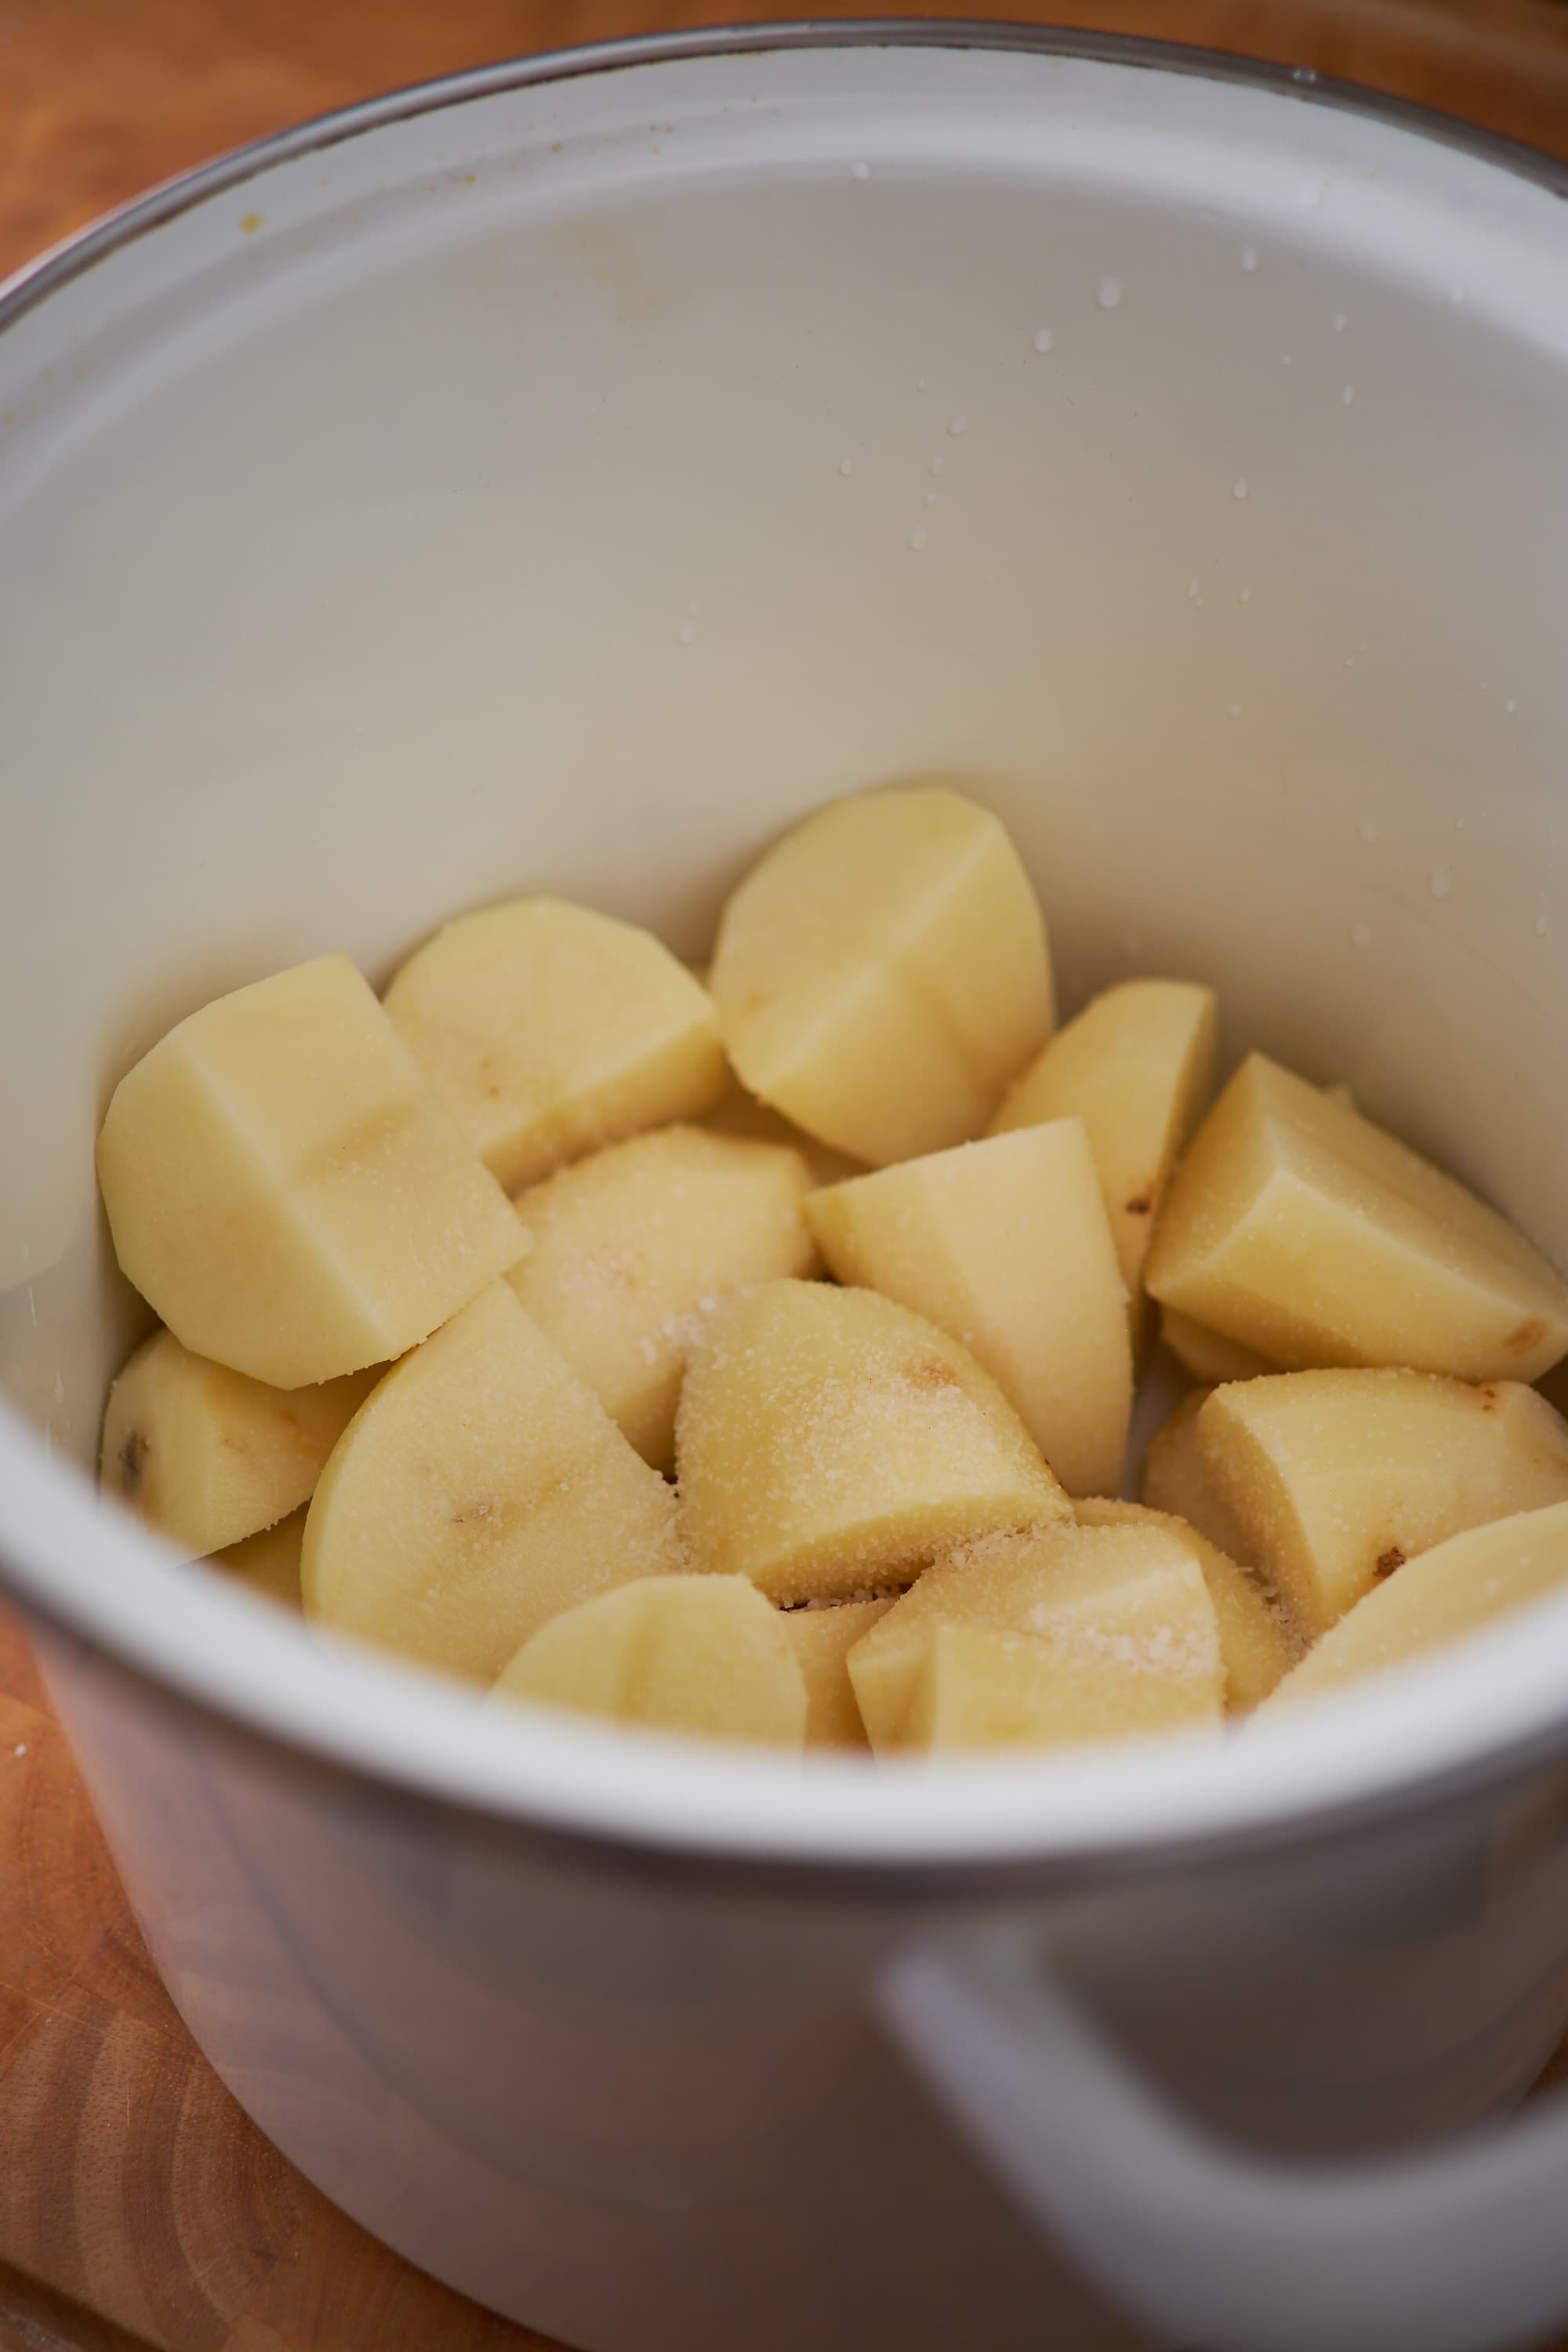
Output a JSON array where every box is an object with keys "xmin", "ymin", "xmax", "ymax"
[{"xmin": 3, "ymin": 33, "xmax": 1568, "ymax": 1864}]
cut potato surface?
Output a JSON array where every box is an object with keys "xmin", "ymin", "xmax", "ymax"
[
  {"xmin": 780, "ymin": 1599, "xmax": 893, "ymax": 1748},
  {"xmin": 384, "ymin": 897, "xmax": 728, "ymax": 1192},
  {"xmin": 494, "ymin": 1575, "xmax": 808, "ymax": 1748},
  {"xmin": 990, "ymin": 979, "xmax": 1216, "ymax": 1343},
  {"xmin": 303, "ymin": 1280, "xmax": 682, "ymax": 1682},
  {"xmin": 1142, "ymin": 1391, "xmax": 1258, "ymax": 1571},
  {"xmin": 100, "ymin": 1329, "xmax": 378, "ymax": 1558},
  {"xmin": 1196, "ymin": 1370, "xmax": 1568, "ymax": 1639},
  {"xmin": 701, "ymin": 1066, "xmax": 867, "ymax": 1187},
  {"xmin": 1261, "ymin": 1502, "xmax": 1568, "ymax": 1710},
  {"xmin": 849, "ymin": 1523, "xmax": 1223, "ymax": 1753},
  {"xmin": 209, "ymin": 1510, "xmax": 306, "ymax": 1610},
  {"xmin": 710, "ymin": 787, "xmax": 1053, "ymax": 1167},
  {"xmin": 1160, "ymin": 1307, "xmax": 1275, "ymax": 1386},
  {"xmin": 1073, "ymin": 1497, "xmax": 1299, "ymax": 1709},
  {"xmin": 676, "ymin": 1279, "xmax": 1069, "ymax": 1605},
  {"xmin": 1145, "ymin": 1053, "xmax": 1568, "ymax": 1384},
  {"xmin": 509, "ymin": 1124, "xmax": 816, "ymax": 1472},
  {"xmin": 96, "ymin": 955, "xmax": 525, "ymax": 1388},
  {"xmin": 808, "ymin": 1122, "xmax": 1131, "ymax": 1497}
]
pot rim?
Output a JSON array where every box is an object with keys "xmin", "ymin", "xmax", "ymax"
[{"xmin": 5, "ymin": 20, "xmax": 1568, "ymax": 1883}]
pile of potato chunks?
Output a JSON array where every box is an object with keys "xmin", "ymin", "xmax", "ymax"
[{"xmin": 96, "ymin": 787, "xmax": 1568, "ymax": 1758}]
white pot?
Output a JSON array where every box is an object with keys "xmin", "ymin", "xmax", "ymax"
[{"xmin": 4, "ymin": 30, "xmax": 1568, "ymax": 2351}]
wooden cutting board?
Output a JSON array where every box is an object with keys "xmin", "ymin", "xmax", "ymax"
[{"xmin": 5, "ymin": 3, "xmax": 1568, "ymax": 2347}]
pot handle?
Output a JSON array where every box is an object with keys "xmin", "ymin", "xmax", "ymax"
[{"xmin": 880, "ymin": 1936, "xmax": 1568, "ymax": 2352}]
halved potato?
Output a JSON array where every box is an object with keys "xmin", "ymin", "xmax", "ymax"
[
  {"xmin": 509, "ymin": 1124, "xmax": 816, "ymax": 1472},
  {"xmin": 1195, "ymin": 1370, "xmax": 1568, "ymax": 1636},
  {"xmin": 96, "ymin": 955, "xmax": 526, "ymax": 1387},
  {"xmin": 990, "ymin": 979, "xmax": 1217, "ymax": 1342},
  {"xmin": 1141, "ymin": 1391, "xmax": 1257, "ymax": 1571},
  {"xmin": 1145, "ymin": 1053, "xmax": 1568, "ymax": 1383},
  {"xmin": 848, "ymin": 1522, "xmax": 1223, "ymax": 1753},
  {"xmin": 807, "ymin": 1121, "xmax": 1131, "ymax": 1496},
  {"xmin": 101, "ymin": 1329, "xmax": 378, "ymax": 1557},
  {"xmin": 1261, "ymin": 1502, "xmax": 1568, "ymax": 1709},
  {"xmin": 676, "ymin": 1279, "xmax": 1069, "ymax": 1605},
  {"xmin": 384, "ymin": 897, "xmax": 728, "ymax": 1191},
  {"xmin": 1074, "ymin": 1497, "xmax": 1299, "ymax": 1709},
  {"xmin": 779, "ymin": 1599, "xmax": 893, "ymax": 1748},
  {"xmin": 494, "ymin": 1574, "xmax": 807, "ymax": 1748},
  {"xmin": 709, "ymin": 787, "xmax": 1052, "ymax": 1166},
  {"xmin": 303, "ymin": 1280, "xmax": 681, "ymax": 1681}
]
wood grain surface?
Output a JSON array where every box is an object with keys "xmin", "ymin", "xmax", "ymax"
[{"xmin": 3, "ymin": 2, "xmax": 1568, "ymax": 2348}]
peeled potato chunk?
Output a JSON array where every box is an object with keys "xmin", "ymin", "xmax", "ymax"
[
  {"xmin": 1145, "ymin": 1053, "xmax": 1568, "ymax": 1383},
  {"xmin": 1142, "ymin": 1392, "xmax": 1258, "ymax": 1571},
  {"xmin": 808, "ymin": 1123, "xmax": 1131, "ymax": 1497},
  {"xmin": 509, "ymin": 1124, "xmax": 817, "ymax": 1472},
  {"xmin": 1196, "ymin": 1370, "xmax": 1568, "ymax": 1639},
  {"xmin": 1261, "ymin": 1502, "xmax": 1568, "ymax": 1710},
  {"xmin": 96, "ymin": 955, "xmax": 525, "ymax": 1388},
  {"xmin": 676, "ymin": 1279, "xmax": 1069, "ymax": 1606},
  {"xmin": 709, "ymin": 787, "xmax": 1053, "ymax": 1167},
  {"xmin": 1160, "ymin": 1307, "xmax": 1275, "ymax": 1386},
  {"xmin": 384, "ymin": 897, "xmax": 728, "ymax": 1191},
  {"xmin": 1074, "ymin": 1497, "xmax": 1298, "ymax": 1710},
  {"xmin": 209, "ymin": 1509, "xmax": 306, "ymax": 1610},
  {"xmin": 303, "ymin": 1280, "xmax": 682, "ymax": 1681},
  {"xmin": 780, "ymin": 1599, "xmax": 894, "ymax": 1748},
  {"xmin": 494, "ymin": 1575, "xmax": 807, "ymax": 1748},
  {"xmin": 100, "ymin": 1329, "xmax": 378, "ymax": 1557},
  {"xmin": 848, "ymin": 1523, "xmax": 1223, "ymax": 1753},
  {"xmin": 990, "ymin": 979, "xmax": 1216, "ymax": 1343}
]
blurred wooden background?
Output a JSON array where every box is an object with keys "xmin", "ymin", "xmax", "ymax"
[{"xmin": 3, "ymin": 2, "xmax": 1568, "ymax": 2347}]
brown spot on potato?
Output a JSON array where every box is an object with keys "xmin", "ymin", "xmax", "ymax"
[
  {"xmin": 1479, "ymin": 1386, "xmax": 1498, "ymax": 1412},
  {"xmin": 1123, "ymin": 1189, "xmax": 1154, "ymax": 1215},
  {"xmin": 118, "ymin": 1429, "xmax": 148, "ymax": 1497},
  {"xmin": 1374, "ymin": 1546, "xmax": 1406, "ymax": 1578},
  {"xmin": 1508, "ymin": 1318, "xmax": 1548, "ymax": 1357},
  {"xmin": 902, "ymin": 1358, "xmax": 962, "ymax": 1393}
]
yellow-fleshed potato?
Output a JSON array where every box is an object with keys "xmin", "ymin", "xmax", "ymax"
[
  {"xmin": 493, "ymin": 1575, "xmax": 808, "ymax": 1748},
  {"xmin": 1145, "ymin": 1053, "xmax": 1568, "ymax": 1383},
  {"xmin": 1142, "ymin": 1392, "xmax": 1258, "ymax": 1570},
  {"xmin": 1261, "ymin": 1502, "xmax": 1568, "ymax": 1711},
  {"xmin": 709, "ymin": 787, "xmax": 1053, "ymax": 1167},
  {"xmin": 1195, "ymin": 1370, "xmax": 1568, "ymax": 1638},
  {"xmin": 384, "ymin": 898, "xmax": 728, "ymax": 1192},
  {"xmin": 676, "ymin": 1279, "xmax": 1070, "ymax": 1605},
  {"xmin": 1074, "ymin": 1497, "xmax": 1299, "ymax": 1710},
  {"xmin": 100, "ymin": 1329, "xmax": 379, "ymax": 1557},
  {"xmin": 509, "ymin": 1124, "xmax": 817, "ymax": 1472},
  {"xmin": 303, "ymin": 1281, "xmax": 682, "ymax": 1681},
  {"xmin": 779, "ymin": 1599, "xmax": 894, "ymax": 1748},
  {"xmin": 989, "ymin": 979, "xmax": 1217, "ymax": 1343},
  {"xmin": 209, "ymin": 1509, "xmax": 306, "ymax": 1610},
  {"xmin": 96, "ymin": 956, "xmax": 526, "ymax": 1388},
  {"xmin": 848, "ymin": 1523, "xmax": 1223, "ymax": 1753},
  {"xmin": 807, "ymin": 1123, "xmax": 1131, "ymax": 1497},
  {"xmin": 1160, "ymin": 1306, "xmax": 1276, "ymax": 1386}
]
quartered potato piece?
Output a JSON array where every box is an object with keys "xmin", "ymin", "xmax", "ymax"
[
  {"xmin": 100, "ymin": 1329, "xmax": 378, "ymax": 1557},
  {"xmin": 1145, "ymin": 1053, "xmax": 1568, "ymax": 1384},
  {"xmin": 848, "ymin": 1522, "xmax": 1223, "ymax": 1753},
  {"xmin": 494, "ymin": 1575, "xmax": 808, "ymax": 1748},
  {"xmin": 1194, "ymin": 1370, "xmax": 1568, "ymax": 1637},
  {"xmin": 1261, "ymin": 1502, "xmax": 1568, "ymax": 1710},
  {"xmin": 509, "ymin": 1124, "xmax": 816, "ymax": 1472},
  {"xmin": 303, "ymin": 1281, "xmax": 682, "ymax": 1682},
  {"xmin": 1159, "ymin": 1306, "xmax": 1275, "ymax": 1386},
  {"xmin": 779, "ymin": 1599, "xmax": 894, "ymax": 1748},
  {"xmin": 96, "ymin": 956, "xmax": 525, "ymax": 1388},
  {"xmin": 209, "ymin": 1508, "xmax": 306, "ymax": 1610},
  {"xmin": 676, "ymin": 1279, "xmax": 1069, "ymax": 1606},
  {"xmin": 709, "ymin": 787, "xmax": 1053, "ymax": 1167},
  {"xmin": 808, "ymin": 1122, "xmax": 1131, "ymax": 1497},
  {"xmin": 1074, "ymin": 1497, "xmax": 1299, "ymax": 1709},
  {"xmin": 385, "ymin": 898, "xmax": 728, "ymax": 1191},
  {"xmin": 990, "ymin": 979, "xmax": 1217, "ymax": 1343},
  {"xmin": 1141, "ymin": 1391, "xmax": 1258, "ymax": 1570}
]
